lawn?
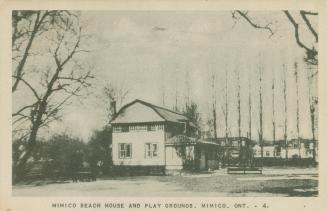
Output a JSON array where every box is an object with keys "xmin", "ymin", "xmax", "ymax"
[{"xmin": 12, "ymin": 167, "xmax": 318, "ymax": 197}]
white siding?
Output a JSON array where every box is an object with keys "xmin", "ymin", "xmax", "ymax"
[
  {"xmin": 112, "ymin": 130, "xmax": 165, "ymax": 166},
  {"xmin": 253, "ymin": 146, "xmax": 275, "ymax": 158},
  {"xmin": 165, "ymin": 146, "xmax": 183, "ymax": 170}
]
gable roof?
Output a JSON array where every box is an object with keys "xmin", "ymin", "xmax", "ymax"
[{"xmin": 110, "ymin": 99, "xmax": 189, "ymax": 124}]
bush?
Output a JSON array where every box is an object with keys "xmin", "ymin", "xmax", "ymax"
[
  {"xmin": 86, "ymin": 126, "xmax": 113, "ymax": 175},
  {"xmin": 42, "ymin": 133, "xmax": 87, "ymax": 178}
]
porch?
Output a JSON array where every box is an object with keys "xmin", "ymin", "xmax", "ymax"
[{"xmin": 165, "ymin": 135, "xmax": 221, "ymax": 173}]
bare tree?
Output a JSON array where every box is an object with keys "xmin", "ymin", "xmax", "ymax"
[
  {"xmin": 184, "ymin": 71, "xmax": 191, "ymax": 107},
  {"xmin": 307, "ymin": 65, "xmax": 318, "ymax": 163},
  {"xmin": 103, "ymin": 83, "xmax": 129, "ymax": 121},
  {"xmin": 258, "ymin": 65, "xmax": 264, "ymax": 159},
  {"xmin": 12, "ymin": 13, "xmax": 93, "ymax": 180},
  {"xmin": 162, "ymin": 89, "xmax": 166, "ymax": 106},
  {"xmin": 294, "ymin": 62, "xmax": 301, "ymax": 157},
  {"xmin": 309, "ymin": 97, "xmax": 318, "ymax": 163},
  {"xmin": 236, "ymin": 68, "xmax": 241, "ymax": 139},
  {"xmin": 248, "ymin": 79, "xmax": 252, "ymax": 142},
  {"xmin": 222, "ymin": 68, "xmax": 229, "ymax": 141},
  {"xmin": 272, "ymin": 69, "xmax": 276, "ymax": 157},
  {"xmin": 221, "ymin": 68, "xmax": 230, "ymax": 166},
  {"xmin": 283, "ymin": 64, "xmax": 288, "ymax": 160},
  {"xmin": 231, "ymin": 10, "xmax": 318, "ymax": 65},
  {"xmin": 12, "ymin": 10, "xmax": 80, "ymax": 92},
  {"xmin": 211, "ymin": 72, "xmax": 218, "ymax": 139}
]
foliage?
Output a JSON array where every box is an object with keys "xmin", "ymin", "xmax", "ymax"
[
  {"xmin": 42, "ymin": 133, "xmax": 86, "ymax": 177},
  {"xmin": 86, "ymin": 126, "xmax": 113, "ymax": 174},
  {"xmin": 182, "ymin": 101, "xmax": 201, "ymax": 137},
  {"xmin": 182, "ymin": 101, "xmax": 201, "ymax": 127}
]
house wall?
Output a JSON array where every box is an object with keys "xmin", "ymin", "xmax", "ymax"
[
  {"xmin": 112, "ymin": 130, "xmax": 165, "ymax": 166},
  {"xmin": 280, "ymin": 147, "xmax": 313, "ymax": 159},
  {"xmin": 165, "ymin": 146, "xmax": 183, "ymax": 170},
  {"xmin": 253, "ymin": 144, "xmax": 315, "ymax": 159},
  {"xmin": 253, "ymin": 146, "xmax": 275, "ymax": 158}
]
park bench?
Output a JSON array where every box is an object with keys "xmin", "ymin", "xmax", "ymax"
[
  {"xmin": 227, "ymin": 167, "xmax": 262, "ymax": 174},
  {"xmin": 72, "ymin": 171, "xmax": 96, "ymax": 182}
]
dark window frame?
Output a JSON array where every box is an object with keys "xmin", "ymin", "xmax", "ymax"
[{"xmin": 118, "ymin": 143, "xmax": 132, "ymax": 159}]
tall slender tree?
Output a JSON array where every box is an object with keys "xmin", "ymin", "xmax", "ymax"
[
  {"xmin": 294, "ymin": 62, "xmax": 301, "ymax": 157},
  {"xmin": 211, "ymin": 72, "xmax": 218, "ymax": 139},
  {"xmin": 236, "ymin": 68, "xmax": 241, "ymax": 139},
  {"xmin": 306, "ymin": 64, "xmax": 318, "ymax": 163},
  {"xmin": 222, "ymin": 68, "xmax": 230, "ymax": 166},
  {"xmin": 224, "ymin": 68, "xmax": 229, "ymax": 141},
  {"xmin": 272, "ymin": 69, "xmax": 276, "ymax": 157},
  {"xmin": 248, "ymin": 76, "xmax": 253, "ymax": 165},
  {"xmin": 248, "ymin": 80, "xmax": 252, "ymax": 141},
  {"xmin": 283, "ymin": 64, "xmax": 289, "ymax": 160},
  {"xmin": 258, "ymin": 65, "xmax": 264, "ymax": 159}
]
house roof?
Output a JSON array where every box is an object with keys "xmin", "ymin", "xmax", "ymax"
[{"xmin": 110, "ymin": 99, "xmax": 189, "ymax": 124}]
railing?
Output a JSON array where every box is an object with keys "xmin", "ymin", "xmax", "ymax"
[{"xmin": 166, "ymin": 135, "xmax": 197, "ymax": 145}]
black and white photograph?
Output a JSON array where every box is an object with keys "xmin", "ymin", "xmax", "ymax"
[{"xmin": 1, "ymin": 2, "xmax": 326, "ymax": 209}]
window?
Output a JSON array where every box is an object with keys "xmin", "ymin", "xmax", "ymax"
[
  {"xmin": 121, "ymin": 126, "xmax": 129, "ymax": 132},
  {"xmin": 232, "ymin": 141, "xmax": 239, "ymax": 147},
  {"xmin": 157, "ymin": 124, "xmax": 164, "ymax": 130},
  {"xmin": 276, "ymin": 151, "xmax": 281, "ymax": 156},
  {"xmin": 266, "ymin": 151, "xmax": 270, "ymax": 157},
  {"xmin": 147, "ymin": 125, "xmax": 156, "ymax": 131},
  {"xmin": 145, "ymin": 143, "xmax": 158, "ymax": 158},
  {"xmin": 113, "ymin": 126, "xmax": 122, "ymax": 132},
  {"xmin": 130, "ymin": 125, "xmax": 147, "ymax": 132},
  {"xmin": 118, "ymin": 143, "xmax": 132, "ymax": 158}
]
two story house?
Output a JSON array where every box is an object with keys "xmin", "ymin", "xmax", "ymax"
[{"xmin": 110, "ymin": 99, "xmax": 220, "ymax": 175}]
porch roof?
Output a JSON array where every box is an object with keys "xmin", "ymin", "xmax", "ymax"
[{"xmin": 165, "ymin": 135, "xmax": 220, "ymax": 147}]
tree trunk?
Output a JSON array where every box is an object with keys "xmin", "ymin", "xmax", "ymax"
[
  {"xmin": 294, "ymin": 62, "xmax": 301, "ymax": 158},
  {"xmin": 272, "ymin": 71, "xmax": 276, "ymax": 157},
  {"xmin": 283, "ymin": 64, "xmax": 288, "ymax": 160},
  {"xmin": 259, "ymin": 67, "xmax": 263, "ymax": 160}
]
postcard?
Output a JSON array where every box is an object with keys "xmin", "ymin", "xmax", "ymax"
[{"xmin": 0, "ymin": 0, "xmax": 326, "ymax": 210}]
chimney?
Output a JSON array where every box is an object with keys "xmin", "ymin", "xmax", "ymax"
[{"xmin": 110, "ymin": 101, "xmax": 116, "ymax": 115}]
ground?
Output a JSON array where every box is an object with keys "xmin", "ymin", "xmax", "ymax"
[{"xmin": 12, "ymin": 167, "xmax": 318, "ymax": 197}]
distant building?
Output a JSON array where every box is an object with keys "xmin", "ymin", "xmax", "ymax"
[
  {"xmin": 253, "ymin": 139, "xmax": 317, "ymax": 159},
  {"xmin": 211, "ymin": 137, "xmax": 255, "ymax": 166},
  {"xmin": 110, "ymin": 99, "xmax": 220, "ymax": 174}
]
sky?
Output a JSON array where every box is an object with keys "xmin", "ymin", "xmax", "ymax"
[{"xmin": 13, "ymin": 11, "xmax": 318, "ymax": 142}]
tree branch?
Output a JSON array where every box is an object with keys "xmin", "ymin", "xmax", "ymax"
[
  {"xmin": 284, "ymin": 10, "xmax": 318, "ymax": 65},
  {"xmin": 12, "ymin": 76, "xmax": 41, "ymax": 100},
  {"xmin": 12, "ymin": 103, "xmax": 38, "ymax": 117},
  {"xmin": 283, "ymin": 11, "xmax": 311, "ymax": 52},
  {"xmin": 300, "ymin": 10, "xmax": 318, "ymax": 42},
  {"xmin": 12, "ymin": 11, "xmax": 41, "ymax": 92},
  {"xmin": 235, "ymin": 10, "xmax": 274, "ymax": 37}
]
